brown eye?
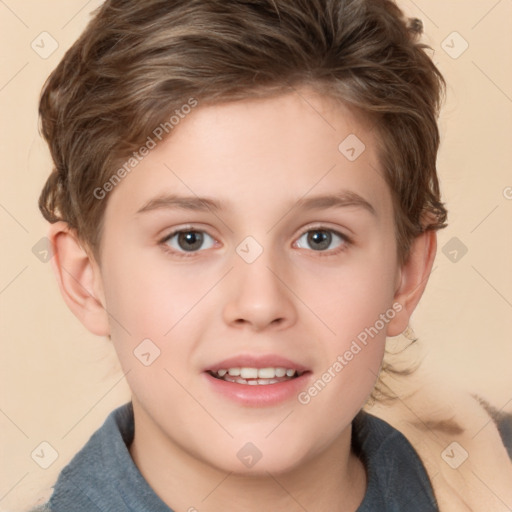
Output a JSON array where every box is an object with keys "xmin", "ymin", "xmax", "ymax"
[
  {"xmin": 295, "ymin": 229, "xmax": 348, "ymax": 252},
  {"xmin": 307, "ymin": 230, "xmax": 332, "ymax": 251},
  {"xmin": 164, "ymin": 230, "xmax": 215, "ymax": 253}
]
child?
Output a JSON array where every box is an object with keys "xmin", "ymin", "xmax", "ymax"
[{"xmin": 32, "ymin": 0, "xmax": 512, "ymax": 510}]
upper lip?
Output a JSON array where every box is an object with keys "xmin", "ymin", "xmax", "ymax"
[{"xmin": 204, "ymin": 354, "xmax": 310, "ymax": 373}]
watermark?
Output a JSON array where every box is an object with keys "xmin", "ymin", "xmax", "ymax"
[
  {"xmin": 133, "ymin": 338, "xmax": 161, "ymax": 366},
  {"xmin": 31, "ymin": 441, "xmax": 59, "ymax": 469},
  {"xmin": 441, "ymin": 31, "xmax": 469, "ymax": 60},
  {"xmin": 237, "ymin": 442, "xmax": 263, "ymax": 468},
  {"xmin": 32, "ymin": 236, "xmax": 54, "ymax": 263},
  {"xmin": 31, "ymin": 31, "xmax": 59, "ymax": 60},
  {"xmin": 297, "ymin": 302, "xmax": 403, "ymax": 405},
  {"xmin": 338, "ymin": 133, "xmax": 366, "ymax": 162},
  {"xmin": 441, "ymin": 441, "xmax": 468, "ymax": 469},
  {"xmin": 442, "ymin": 236, "xmax": 468, "ymax": 263},
  {"xmin": 236, "ymin": 236, "xmax": 264, "ymax": 264},
  {"xmin": 93, "ymin": 98, "xmax": 198, "ymax": 200}
]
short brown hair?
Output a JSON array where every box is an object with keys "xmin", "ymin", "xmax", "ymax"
[{"xmin": 39, "ymin": 0, "xmax": 447, "ymax": 265}]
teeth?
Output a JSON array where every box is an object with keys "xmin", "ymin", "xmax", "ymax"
[
  {"xmin": 221, "ymin": 375, "xmax": 291, "ymax": 385},
  {"xmin": 212, "ymin": 367, "xmax": 302, "ymax": 384},
  {"xmin": 240, "ymin": 368, "xmax": 258, "ymax": 379}
]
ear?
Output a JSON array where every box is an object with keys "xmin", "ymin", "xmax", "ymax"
[
  {"xmin": 47, "ymin": 221, "xmax": 110, "ymax": 337},
  {"xmin": 387, "ymin": 229, "xmax": 437, "ymax": 337}
]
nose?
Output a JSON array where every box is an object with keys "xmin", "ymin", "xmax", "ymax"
[{"xmin": 222, "ymin": 250, "xmax": 298, "ymax": 332}]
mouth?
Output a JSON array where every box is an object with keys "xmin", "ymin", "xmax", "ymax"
[
  {"xmin": 206, "ymin": 367, "xmax": 307, "ymax": 386},
  {"xmin": 203, "ymin": 355, "xmax": 312, "ymax": 405}
]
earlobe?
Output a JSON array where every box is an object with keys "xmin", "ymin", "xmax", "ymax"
[
  {"xmin": 48, "ymin": 221, "xmax": 110, "ymax": 337},
  {"xmin": 387, "ymin": 230, "xmax": 437, "ymax": 337}
]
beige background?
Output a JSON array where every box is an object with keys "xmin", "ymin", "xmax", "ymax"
[{"xmin": 1, "ymin": 0, "xmax": 511, "ymax": 510}]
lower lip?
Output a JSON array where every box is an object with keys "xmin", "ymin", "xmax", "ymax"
[{"xmin": 203, "ymin": 372, "xmax": 312, "ymax": 407}]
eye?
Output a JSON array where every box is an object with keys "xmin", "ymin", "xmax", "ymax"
[
  {"xmin": 295, "ymin": 228, "xmax": 349, "ymax": 252},
  {"xmin": 162, "ymin": 229, "xmax": 216, "ymax": 254}
]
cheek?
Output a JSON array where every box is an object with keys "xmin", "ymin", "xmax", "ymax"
[
  {"xmin": 295, "ymin": 277, "xmax": 390, "ymax": 431},
  {"xmin": 295, "ymin": 249, "xmax": 398, "ymax": 339},
  {"xmin": 292, "ymin": 248, "xmax": 396, "ymax": 395},
  {"xmin": 101, "ymin": 250, "xmax": 213, "ymax": 338}
]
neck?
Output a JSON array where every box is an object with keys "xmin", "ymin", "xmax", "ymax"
[{"xmin": 129, "ymin": 400, "xmax": 367, "ymax": 512}]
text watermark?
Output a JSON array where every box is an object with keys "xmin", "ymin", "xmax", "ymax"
[
  {"xmin": 297, "ymin": 302, "xmax": 403, "ymax": 405},
  {"xmin": 93, "ymin": 98, "xmax": 198, "ymax": 200}
]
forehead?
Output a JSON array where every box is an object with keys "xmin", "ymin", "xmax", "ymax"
[{"xmin": 103, "ymin": 89, "xmax": 392, "ymax": 225}]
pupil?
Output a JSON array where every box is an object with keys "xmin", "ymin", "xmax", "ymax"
[
  {"xmin": 178, "ymin": 231, "xmax": 203, "ymax": 251},
  {"xmin": 308, "ymin": 230, "xmax": 331, "ymax": 251}
]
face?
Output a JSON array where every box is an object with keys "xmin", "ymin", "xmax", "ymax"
[{"xmin": 96, "ymin": 90, "xmax": 401, "ymax": 474}]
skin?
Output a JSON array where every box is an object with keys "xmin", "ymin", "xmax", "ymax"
[{"xmin": 49, "ymin": 89, "xmax": 437, "ymax": 512}]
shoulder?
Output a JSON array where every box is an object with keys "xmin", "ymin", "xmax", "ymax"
[
  {"xmin": 366, "ymin": 375, "xmax": 512, "ymax": 512},
  {"xmin": 353, "ymin": 410, "xmax": 439, "ymax": 510}
]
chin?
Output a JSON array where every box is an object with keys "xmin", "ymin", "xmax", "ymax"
[{"xmin": 203, "ymin": 440, "xmax": 310, "ymax": 477}]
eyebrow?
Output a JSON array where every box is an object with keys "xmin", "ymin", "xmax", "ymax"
[
  {"xmin": 295, "ymin": 191, "xmax": 377, "ymax": 217},
  {"xmin": 136, "ymin": 195, "xmax": 220, "ymax": 215},
  {"xmin": 135, "ymin": 191, "xmax": 377, "ymax": 217}
]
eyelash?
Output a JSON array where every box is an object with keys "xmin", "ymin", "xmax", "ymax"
[{"xmin": 158, "ymin": 226, "xmax": 353, "ymax": 259}]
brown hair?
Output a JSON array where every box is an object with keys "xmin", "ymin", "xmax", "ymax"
[
  {"xmin": 38, "ymin": 0, "xmax": 450, "ymax": 407},
  {"xmin": 38, "ymin": 0, "xmax": 447, "ymax": 266}
]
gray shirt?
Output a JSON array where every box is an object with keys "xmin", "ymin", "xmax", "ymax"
[{"xmin": 31, "ymin": 402, "xmax": 439, "ymax": 511}]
